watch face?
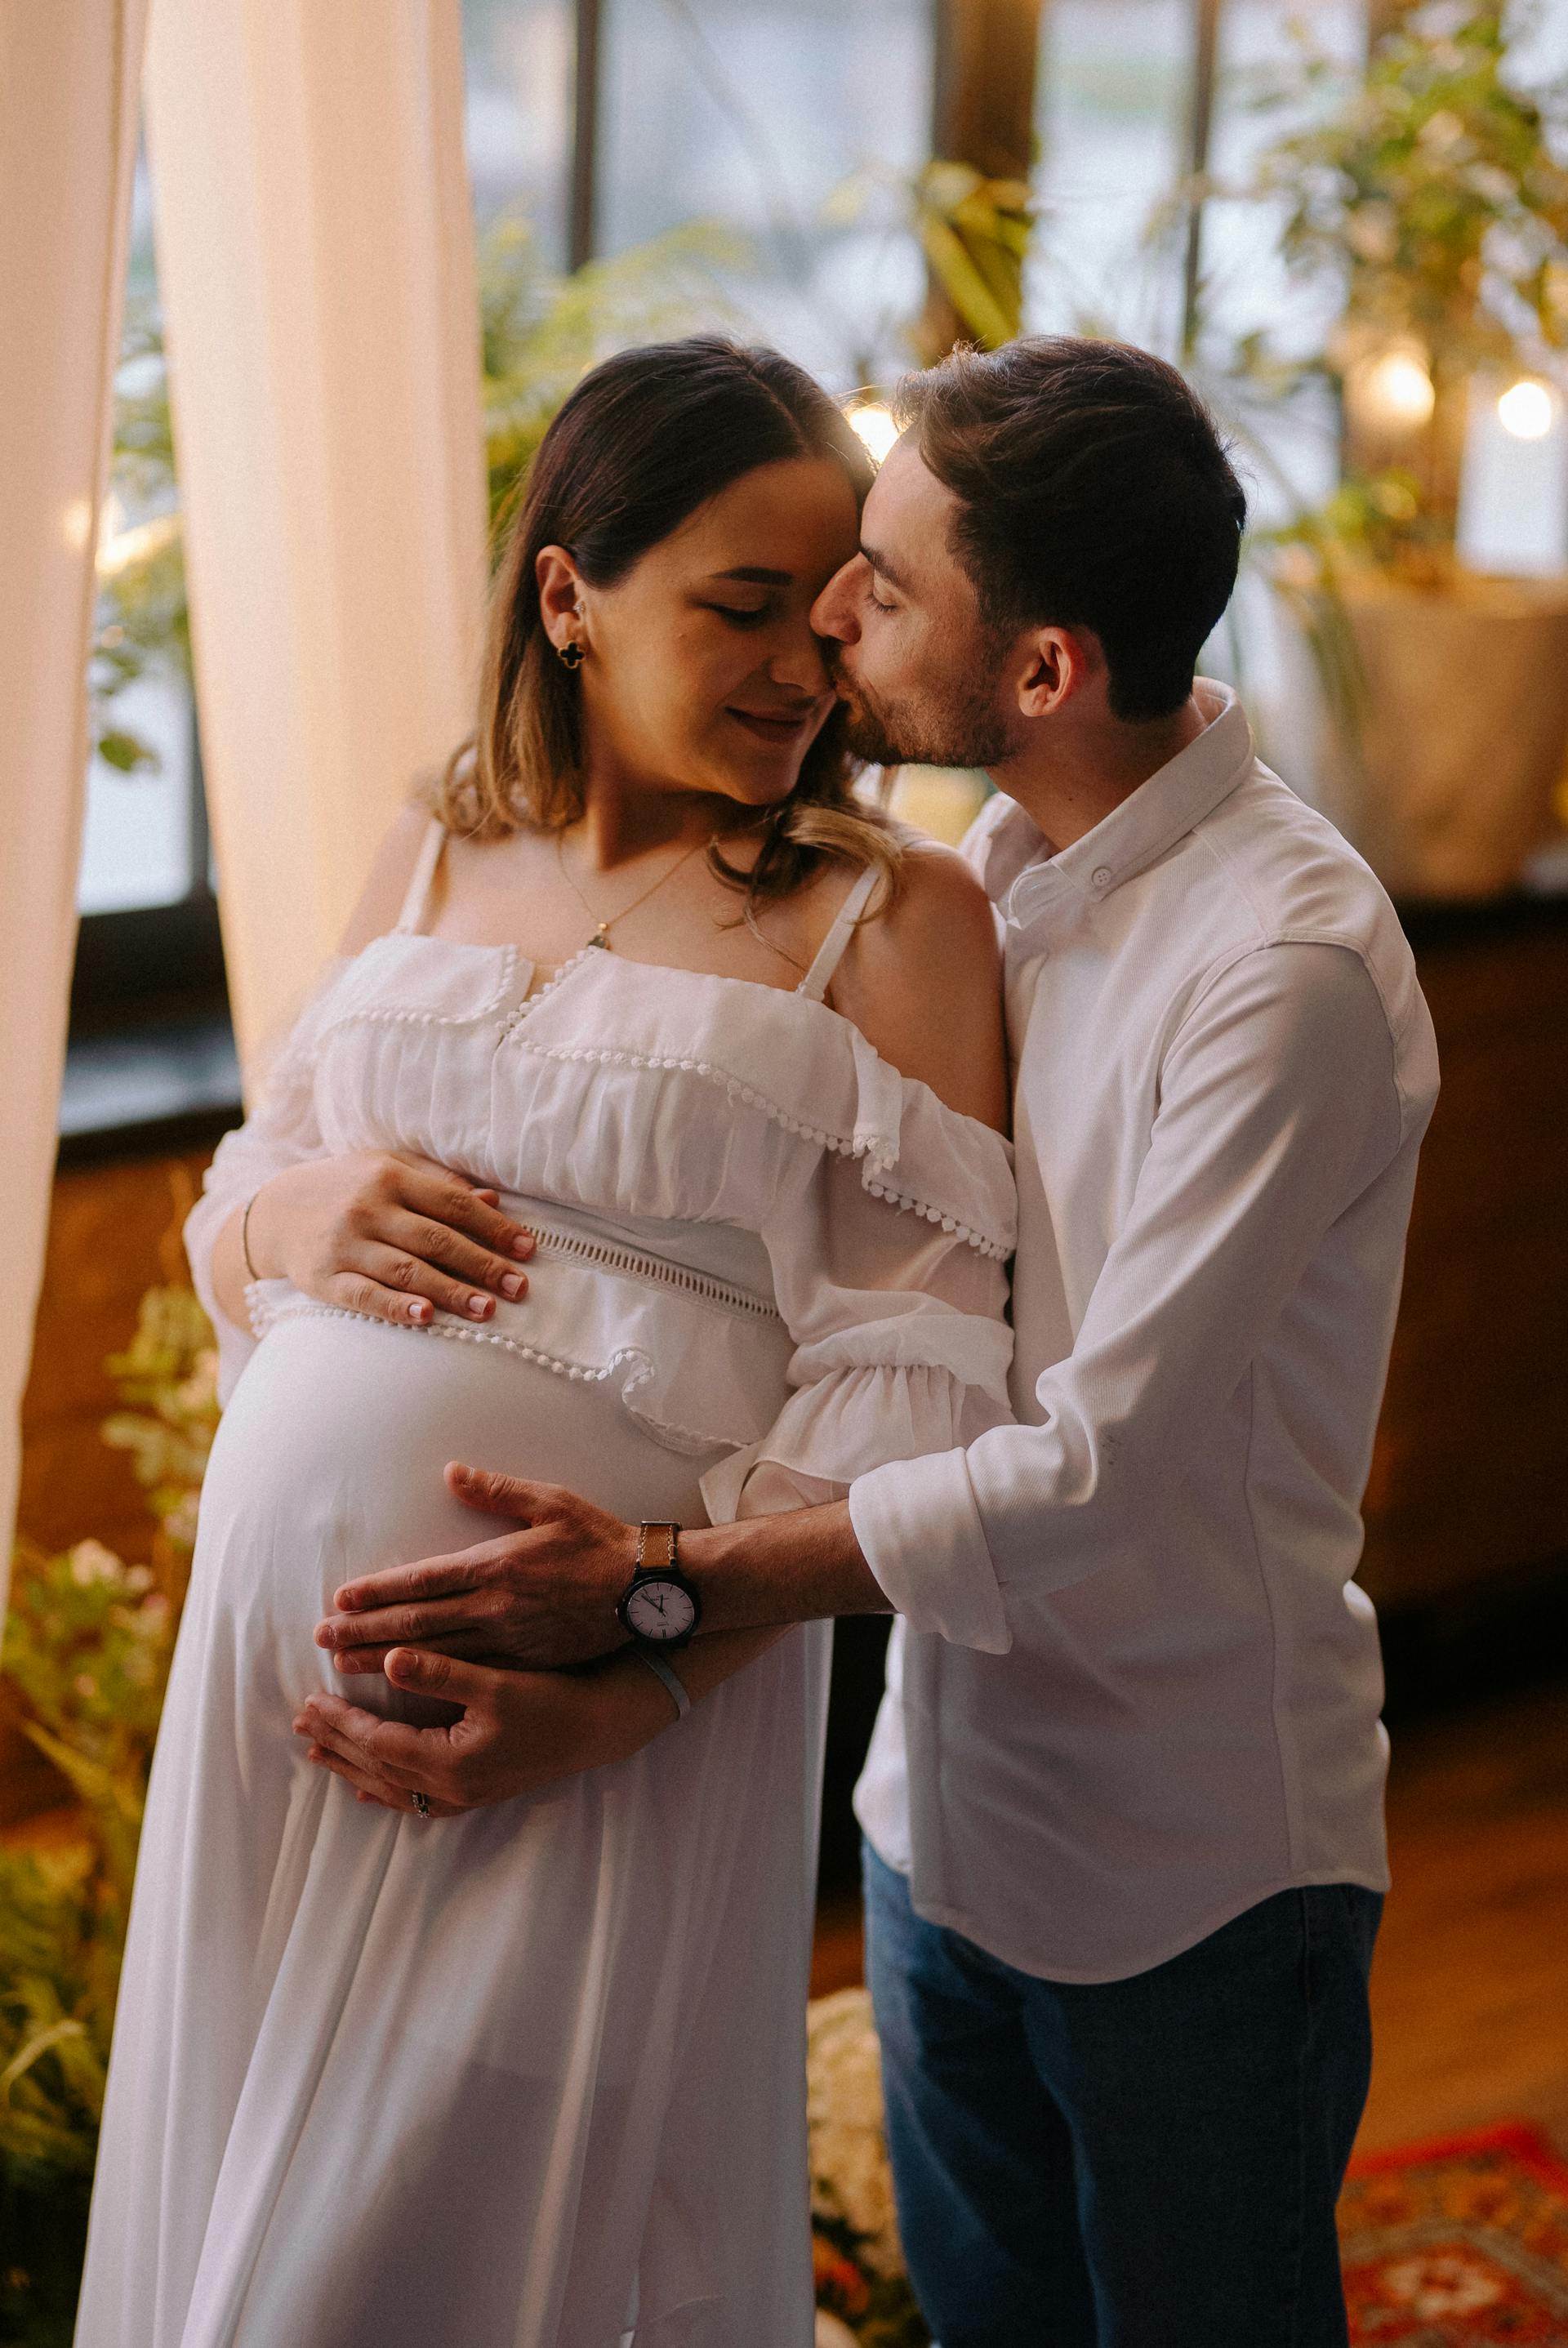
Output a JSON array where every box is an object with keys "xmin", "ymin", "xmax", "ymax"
[{"xmin": 625, "ymin": 1578, "xmax": 697, "ymax": 1643}]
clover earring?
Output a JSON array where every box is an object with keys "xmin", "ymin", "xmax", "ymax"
[{"xmin": 558, "ymin": 640, "xmax": 586, "ymax": 672}]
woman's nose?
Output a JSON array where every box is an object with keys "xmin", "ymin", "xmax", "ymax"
[
  {"xmin": 810, "ymin": 555, "xmax": 863, "ymax": 647},
  {"xmin": 768, "ymin": 621, "xmax": 833, "ymax": 697}
]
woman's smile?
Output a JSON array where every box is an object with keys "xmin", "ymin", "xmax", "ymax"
[{"xmin": 724, "ymin": 700, "xmax": 823, "ymax": 746}]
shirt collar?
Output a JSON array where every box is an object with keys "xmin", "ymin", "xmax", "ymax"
[{"xmin": 978, "ymin": 680, "xmax": 1256, "ymax": 932}]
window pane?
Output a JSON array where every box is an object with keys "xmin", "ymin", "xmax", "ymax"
[
  {"xmin": 1027, "ymin": 0, "xmax": 1196, "ymax": 354},
  {"xmin": 78, "ymin": 669, "xmax": 194, "ymax": 915},
  {"xmin": 81, "ymin": 148, "xmax": 197, "ymax": 916},
  {"xmin": 1202, "ymin": 0, "xmax": 1366, "ymax": 517},
  {"xmin": 596, "ymin": 0, "xmax": 934, "ymax": 387},
  {"xmin": 464, "ymin": 0, "xmax": 574, "ymax": 263}
]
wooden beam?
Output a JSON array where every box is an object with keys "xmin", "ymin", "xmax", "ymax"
[
  {"xmin": 931, "ymin": 0, "xmax": 1042, "ymax": 181},
  {"xmin": 569, "ymin": 0, "xmax": 601, "ymax": 270}
]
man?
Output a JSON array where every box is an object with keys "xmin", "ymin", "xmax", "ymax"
[{"xmin": 300, "ymin": 338, "xmax": 1437, "ymax": 2344}]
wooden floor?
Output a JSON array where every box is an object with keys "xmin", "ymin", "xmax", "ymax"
[{"xmin": 812, "ymin": 1680, "xmax": 1568, "ymax": 2159}]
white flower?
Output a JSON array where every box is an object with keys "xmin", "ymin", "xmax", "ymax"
[{"xmin": 69, "ymin": 1539, "xmax": 125, "ymax": 1588}]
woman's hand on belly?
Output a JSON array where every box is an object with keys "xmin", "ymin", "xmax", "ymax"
[
  {"xmin": 243, "ymin": 1151, "xmax": 537, "ymax": 1327},
  {"xmin": 293, "ymin": 1646, "xmax": 677, "ymax": 1813}
]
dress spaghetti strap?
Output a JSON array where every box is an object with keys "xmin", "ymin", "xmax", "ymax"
[
  {"xmin": 795, "ymin": 863, "xmax": 880, "ymax": 1003},
  {"xmin": 393, "ymin": 816, "xmax": 448, "ymax": 936}
]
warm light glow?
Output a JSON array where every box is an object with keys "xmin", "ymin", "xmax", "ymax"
[
  {"xmin": 96, "ymin": 510, "xmax": 180, "ymax": 580},
  {"xmin": 847, "ymin": 402, "xmax": 898, "ymax": 464},
  {"xmin": 1496, "ymin": 378, "xmax": 1557, "ymax": 441},
  {"xmin": 1355, "ymin": 350, "xmax": 1436, "ymax": 431},
  {"xmin": 60, "ymin": 497, "xmax": 94, "ymax": 553}
]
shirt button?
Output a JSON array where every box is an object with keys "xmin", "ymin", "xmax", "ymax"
[{"xmin": 1092, "ymin": 866, "xmax": 1112, "ymax": 889}]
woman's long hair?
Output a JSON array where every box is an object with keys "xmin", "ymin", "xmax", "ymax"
[{"xmin": 435, "ymin": 337, "xmax": 904, "ymax": 918}]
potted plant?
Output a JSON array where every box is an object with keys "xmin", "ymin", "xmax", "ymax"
[{"xmin": 1223, "ymin": 1, "xmax": 1568, "ymax": 896}]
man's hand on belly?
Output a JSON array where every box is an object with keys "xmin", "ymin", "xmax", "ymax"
[{"xmin": 314, "ymin": 1463, "xmax": 638, "ymax": 1675}]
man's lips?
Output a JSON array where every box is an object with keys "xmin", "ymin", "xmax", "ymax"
[{"xmin": 726, "ymin": 705, "xmax": 817, "ymax": 744}]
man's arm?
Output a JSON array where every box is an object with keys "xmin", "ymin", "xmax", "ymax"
[{"xmin": 315, "ymin": 943, "xmax": 1414, "ymax": 1677}]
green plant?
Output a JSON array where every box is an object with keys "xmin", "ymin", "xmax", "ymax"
[
  {"xmin": 826, "ymin": 159, "xmax": 1037, "ymax": 373},
  {"xmin": 0, "ymin": 1288, "xmax": 216, "ymax": 2345},
  {"xmin": 1233, "ymin": 0, "xmax": 1568, "ymax": 567}
]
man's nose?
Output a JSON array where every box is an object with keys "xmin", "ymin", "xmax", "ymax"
[{"xmin": 810, "ymin": 555, "xmax": 863, "ymax": 646}]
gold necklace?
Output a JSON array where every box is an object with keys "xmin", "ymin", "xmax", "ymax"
[{"xmin": 555, "ymin": 826, "xmax": 710, "ymax": 952}]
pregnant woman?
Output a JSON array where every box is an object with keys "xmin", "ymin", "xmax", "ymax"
[{"xmin": 74, "ymin": 340, "xmax": 1015, "ymax": 2348}]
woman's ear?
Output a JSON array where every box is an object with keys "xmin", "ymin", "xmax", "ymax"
[{"xmin": 536, "ymin": 545, "xmax": 589, "ymax": 655}]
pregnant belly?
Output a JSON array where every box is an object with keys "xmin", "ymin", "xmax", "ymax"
[{"xmin": 189, "ymin": 1307, "xmax": 731, "ymax": 1724}]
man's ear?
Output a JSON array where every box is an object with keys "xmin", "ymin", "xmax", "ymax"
[
  {"xmin": 536, "ymin": 544, "xmax": 590, "ymax": 654},
  {"xmin": 1015, "ymin": 625, "xmax": 1098, "ymax": 719}
]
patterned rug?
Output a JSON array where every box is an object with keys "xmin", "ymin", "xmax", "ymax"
[{"xmin": 1341, "ymin": 2122, "xmax": 1568, "ymax": 2344}]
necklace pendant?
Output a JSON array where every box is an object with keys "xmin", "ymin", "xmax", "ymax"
[{"xmin": 588, "ymin": 923, "xmax": 612, "ymax": 950}]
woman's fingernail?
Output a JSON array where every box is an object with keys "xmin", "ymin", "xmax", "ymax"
[
  {"xmin": 513, "ymin": 1232, "xmax": 535, "ymax": 1258},
  {"xmin": 408, "ymin": 1299, "xmax": 431, "ymax": 1323},
  {"xmin": 466, "ymin": 1293, "xmax": 491, "ymax": 1318},
  {"xmin": 500, "ymin": 1272, "xmax": 525, "ymax": 1299}
]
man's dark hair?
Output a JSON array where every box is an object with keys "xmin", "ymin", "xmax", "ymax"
[{"xmin": 895, "ymin": 338, "xmax": 1247, "ymax": 723}]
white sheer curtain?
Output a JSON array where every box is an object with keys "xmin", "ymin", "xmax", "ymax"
[
  {"xmin": 143, "ymin": 0, "xmax": 488, "ymax": 1067},
  {"xmin": 0, "ymin": 0, "xmax": 150, "ymax": 1607}
]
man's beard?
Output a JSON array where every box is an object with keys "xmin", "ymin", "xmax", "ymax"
[{"xmin": 835, "ymin": 664, "xmax": 1018, "ymax": 771}]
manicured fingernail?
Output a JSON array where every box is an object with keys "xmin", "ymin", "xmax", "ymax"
[
  {"xmin": 466, "ymin": 1293, "xmax": 491, "ymax": 1318},
  {"xmin": 500, "ymin": 1272, "xmax": 525, "ymax": 1299},
  {"xmin": 408, "ymin": 1299, "xmax": 431, "ymax": 1323},
  {"xmin": 513, "ymin": 1232, "xmax": 535, "ymax": 1258}
]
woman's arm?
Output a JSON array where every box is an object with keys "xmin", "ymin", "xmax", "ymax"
[{"xmin": 199, "ymin": 806, "xmax": 536, "ymax": 1341}]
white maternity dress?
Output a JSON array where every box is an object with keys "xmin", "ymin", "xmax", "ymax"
[{"xmin": 74, "ymin": 822, "xmax": 1015, "ymax": 2348}]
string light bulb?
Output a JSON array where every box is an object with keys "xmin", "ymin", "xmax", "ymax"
[
  {"xmin": 1496, "ymin": 378, "xmax": 1557, "ymax": 440},
  {"xmin": 1351, "ymin": 348, "xmax": 1436, "ymax": 432}
]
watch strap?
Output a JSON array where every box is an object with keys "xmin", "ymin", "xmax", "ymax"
[{"xmin": 635, "ymin": 1650, "xmax": 690, "ymax": 1721}]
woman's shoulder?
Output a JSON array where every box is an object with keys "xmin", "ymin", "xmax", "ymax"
[
  {"xmin": 830, "ymin": 839, "xmax": 1007, "ymax": 1134},
  {"xmin": 335, "ymin": 801, "xmax": 439, "ymax": 956}
]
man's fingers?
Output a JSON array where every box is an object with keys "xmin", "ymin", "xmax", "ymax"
[
  {"xmin": 317, "ymin": 1590, "xmax": 495, "ymax": 1655},
  {"xmin": 330, "ymin": 1627, "xmax": 506, "ymax": 1674},
  {"xmin": 331, "ymin": 1535, "xmax": 510, "ymax": 1615},
  {"xmin": 445, "ymin": 1462, "xmax": 555, "ymax": 1521}
]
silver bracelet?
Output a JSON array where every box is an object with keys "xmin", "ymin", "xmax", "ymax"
[
  {"xmin": 635, "ymin": 1649, "xmax": 690, "ymax": 1722},
  {"xmin": 239, "ymin": 1192, "xmax": 263, "ymax": 1282}
]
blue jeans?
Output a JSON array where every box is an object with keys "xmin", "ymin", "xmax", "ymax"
[{"xmin": 862, "ymin": 1843, "xmax": 1382, "ymax": 2348}]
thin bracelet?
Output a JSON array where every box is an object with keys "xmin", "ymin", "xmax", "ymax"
[
  {"xmin": 635, "ymin": 1650, "xmax": 690, "ymax": 1722},
  {"xmin": 239, "ymin": 1192, "xmax": 263, "ymax": 1282}
]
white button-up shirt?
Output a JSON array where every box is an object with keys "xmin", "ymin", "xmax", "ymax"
[{"xmin": 850, "ymin": 683, "xmax": 1439, "ymax": 1982}]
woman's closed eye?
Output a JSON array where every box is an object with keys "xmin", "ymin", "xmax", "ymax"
[{"xmin": 702, "ymin": 602, "xmax": 773, "ymax": 628}]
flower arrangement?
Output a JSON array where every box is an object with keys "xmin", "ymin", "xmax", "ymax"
[
  {"xmin": 808, "ymin": 1986, "xmax": 928, "ymax": 2346},
  {"xmin": 0, "ymin": 1286, "xmax": 216, "ymax": 2345}
]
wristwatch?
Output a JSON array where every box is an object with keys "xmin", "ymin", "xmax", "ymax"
[{"xmin": 617, "ymin": 1522, "xmax": 701, "ymax": 1650}]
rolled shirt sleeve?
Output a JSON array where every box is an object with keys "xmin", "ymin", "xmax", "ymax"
[
  {"xmin": 699, "ymin": 1142, "xmax": 1015, "ymax": 1567},
  {"xmin": 849, "ymin": 940, "xmax": 1409, "ymax": 1641}
]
